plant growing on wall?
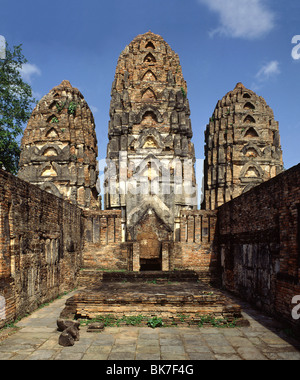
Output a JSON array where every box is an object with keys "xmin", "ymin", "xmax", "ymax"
[
  {"xmin": 147, "ymin": 316, "xmax": 164, "ymax": 329},
  {"xmin": 56, "ymin": 101, "xmax": 66, "ymax": 113},
  {"xmin": 51, "ymin": 117, "xmax": 59, "ymax": 124},
  {"xmin": 68, "ymin": 101, "xmax": 77, "ymax": 115}
]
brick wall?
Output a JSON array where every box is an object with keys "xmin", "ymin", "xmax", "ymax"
[
  {"xmin": 82, "ymin": 209, "xmax": 219, "ymax": 276},
  {"xmin": 0, "ymin": 169, "xmax": 83, "ymax": 328},
  {"xmin": 218, "ymin": 164, "xmax": 300, "ymax": 332},
  {"xmin": 175, "ymin": 211, "xmax": 219, "ymax": 281},
  {"xmin": 82, "ymin": 210, "xmax": 129, "ymax": 270}
]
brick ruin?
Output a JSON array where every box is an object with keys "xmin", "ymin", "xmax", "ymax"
[
  {"xmin": 0, "ymin": 32, "xmax": 299, "ymax": 334},
  {"xmin": 105, "ymin": 32, "xmax": 197, "ymax": 270},
  {"xmin": 218, "ymin": 164, "xmax": 300, "ymax": 331},
  {"xmin": 18, "ymin": 80, "xmax": 99, "ymax": 210},
  {"xmin": 0, "ymin": 169, "xmax": 83, "ymax": 324},
  {"xmin": 202, "ymin": 82, "xmax": 284, "ymax": 210}
]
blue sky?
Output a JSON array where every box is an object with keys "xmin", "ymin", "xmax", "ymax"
[{"xmin": 1, "ymin": 0, "xmax": 300, "ymax": 177}]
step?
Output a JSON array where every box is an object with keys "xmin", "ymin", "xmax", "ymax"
[
  {"xmin": 78, "ymin": 269, "xmax": 222, "ymax": 288},
  {"xmin": 78, "ymin": 269, "xmax": 201, "ymax": 288},
  {"xmin": 102, "ymin": 270, "xmax": 199, "ymax": 283},
  {"xmin": 61, "ymin": 281, "xmax": 247, "ymax": 326}
]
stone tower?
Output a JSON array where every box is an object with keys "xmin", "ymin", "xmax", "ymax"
[
  {"xmin": 18, "ymin": 80, "xmax": 99, "ymax": 209},
  {"xmin": 105, "ymin": 31, "xmax": 197, "ymax": 251},
  {"xmin": 202, "ymin": 83, "xmax": 284, "ymax": 210}
]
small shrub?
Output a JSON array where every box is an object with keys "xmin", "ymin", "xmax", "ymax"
[
  {"xmin": 147, "ymin": 316, "xmax": 164, "ymax": 329},
  {"xmin": 51, "ymin": 117, "xmax": 59, "ymax": 123},
  {"xmin": 68, "ymin": 101, "xmax": 77, "ymax": 115}
]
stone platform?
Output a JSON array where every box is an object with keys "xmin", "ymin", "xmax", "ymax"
[
  {"xmin": 78, "ymin": 269, "xmax": 221, "ymax": 288},
  {"xmin": 61, "ymin": 271, "xmax": 246, "ymax": 326}
]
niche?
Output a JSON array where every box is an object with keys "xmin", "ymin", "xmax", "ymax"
[
  {"xmin": 143, "ymin": 137, "xmax": 158, "ymax": 149},
  {"xmin": 142, "ymin": 70, "xmax": 157, "ymax": 82},
  {"xmin": 244, "ymin": 115, "xmax": 256, "ymax": 124},
  {"xmin": 244, "ymin": 102, "xmax": 255, "ymax": 110},
  {"xmin": 41, "ymin": 165, "xmax": 57, "ymax": 177},
  {"xmin": 45, "ymin": 128, "xmax": 59, "ymax": 138},
  {"xmin": 245, "ymin": 127, "xmax": 259, "ymax": 138},
  {"xmin": 141, "ymin": 111, "xmax": 158, "ymax": 127},
  {"xmin": 245, "ymin": 166, "xmax": 260, "ymax": 178},
  {"xmin": 245, "ymin": 148, "xmax": 258, "ymax": 158},
  {"xmin": 142, "ymin": 88, "xmax": 156, "ymax": 102},
  {"xmin": 144, "ymin": 53, "xmax": 156, "ymax": 63},
  {"xmin": 145, "ymin": 41, "xmax": 155, "ymax": 50},
  {"xmin": 43, "ymin": 147, "xmax": 58, "ymax": 157}
]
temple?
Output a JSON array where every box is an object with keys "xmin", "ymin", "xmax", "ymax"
[
  {"xmin": 104, "ymin": 31, "xmax": 197, "ymax": 269},
  {"xmin": 18, "ymin": 80, "xmax": 99, "ymax": 210},
  {"xmin": 1, "ymin": 32, "xmax": 299, "ymax": 335},
  {"xmin": 16, "ymin": 32, "xmax": 285, "ymax": 274},
  {"xmin": 202, "ymin": 82, "xmax": 283, "ymax": 210}
]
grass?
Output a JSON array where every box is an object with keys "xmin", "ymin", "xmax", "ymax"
[
  {"xmin": 78, "ymin": 314, "xmax": 238, "ymax": 329},
  {"xmin": 79, "ymin": 314, "xmax": 147, "ymax": 328},
  {"xmin": 197, "ymin": 315, "xmax": 237, "ymax": 328},
  {"xmin": 146, "ymin": 279, "xmax": 157, "ymax": 284}
]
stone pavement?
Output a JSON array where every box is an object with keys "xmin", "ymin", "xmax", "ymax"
[{"xmin": 0, "ymin": 292, "xmax": 300, "ymax": 360}]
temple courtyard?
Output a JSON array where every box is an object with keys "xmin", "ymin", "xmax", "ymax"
[{"xmin": 1, "ymin": 290, "xmax": 300, "ymax": 361}]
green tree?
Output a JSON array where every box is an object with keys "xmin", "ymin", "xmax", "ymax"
[{"xmin": 0, "ymin": 43, "xmax": 36, "ymax": 174}]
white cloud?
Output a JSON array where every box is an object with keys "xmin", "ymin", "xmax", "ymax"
[
  {"xmin": 19, "ymin": 63, "xmax": 41, "ymax": 83},
  {"xmin": 255, "ymin": 60, "xmax": 280, "ymax": 80},
  {"xmin": 198, "ymin": 0, "xmax": 275, "ymax": 39},
  {"xmin": 251, "ymin": 60, "xmax": 280, "ymax": 91}
]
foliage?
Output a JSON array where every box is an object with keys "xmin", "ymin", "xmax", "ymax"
[
  {"xmin": 79, "ymin": 314, "xmax": 166, "ymax": 329},
  {"xmin": 147, "ymin": 316, "xmax": 164, "ymax": 329},
  {"xmin": 77, "ymin": 313, "xmax": 237, "ymax": 329},
  {"xmin": 79, "ymin": 314, "xmax": 146, "ymax": 328},
  {"xmin": 56, "ymin": 100, "xmax": 66, "ymax": 113},
  {"xmin": 146, "ymin": 279, "xmax": 157, "ymax": 284},
  {"xmin": 180, "ymin": 87, "xmax": 187, "ymax": 98},
  {"xmin": 68, "ymin": 101, "xmax": 77, "ymax": 115},
  {"xmin": 0, "ymin": 43, "xmax": 36, "ymax": 174},
  {"xmin": 197, "ymin": 315, "xmax": 236, "ymax": 328},
  {"xmin": 51, "ymin": 117, "xmax": 59, "ymax": 124}
]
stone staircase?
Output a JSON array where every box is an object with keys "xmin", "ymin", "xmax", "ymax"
[
  {"xmin": 79, "ymin": 269, "xmax": 199, "ymax": 288},
  {"xmin": 62, "ymin": 270, "xmax": 247, "ymax": 327},
  {"xmin": 78, "ymin": 268, "xmax": 221, "ymax": 288}
]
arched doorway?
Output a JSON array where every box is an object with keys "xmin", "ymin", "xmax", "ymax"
[{"xmin": 135, "ymin": 209, "xmax": 171, "ymax": 271}]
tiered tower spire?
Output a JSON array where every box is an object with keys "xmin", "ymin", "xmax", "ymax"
[
  {"xmin": 18, "ymin": 80, "xmax": 99, "ymax": 209},
  {"xmin": 202, "ymin": 83, "xmax": 284, "ymax": 210}
]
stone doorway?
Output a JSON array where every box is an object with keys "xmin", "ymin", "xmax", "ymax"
[
  {"xmin": 136, "ymin": 216, "xmax": 162, "ymax": 271},
  {"xmin": 140, "ymin": 257, "xmax": 162, "ymax": 271},
  {"xmin": 135, "ymin": 209, "xmax": 171, "ymax": 272}
]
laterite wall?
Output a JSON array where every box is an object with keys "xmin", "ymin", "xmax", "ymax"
[
  {"xmin": 218, "ymin": 164, "xmax": 300, "ymax": 333},
  {"xmin": 0, "ymin": 169, "xmax": 83, "ymax": 328}
]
